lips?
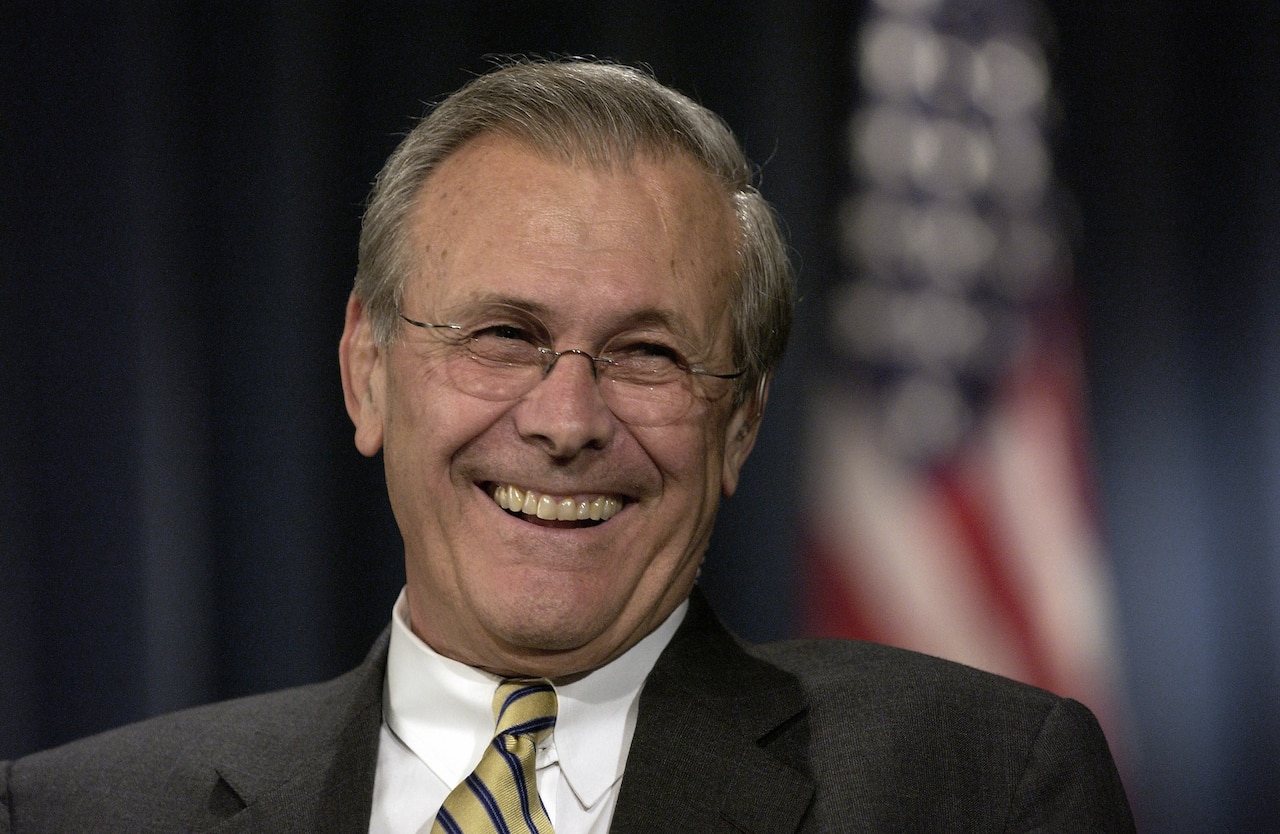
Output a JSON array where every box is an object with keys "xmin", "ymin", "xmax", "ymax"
[{"xmin": 490, "ymin": 483, "xmax": 623, "ymax": 524}]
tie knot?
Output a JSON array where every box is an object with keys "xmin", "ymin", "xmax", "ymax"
[
  {"xmin": 433, "ymin": 679, "xmax": 558, "ymax": 834},
  {"xmin": 492, "ymin": 678, "xmax": 557, "ymax": 741}
]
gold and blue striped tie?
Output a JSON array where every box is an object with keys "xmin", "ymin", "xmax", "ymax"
[{"xmin": 432, "ymin": 679, "xmax": 558, "ymax": 834}]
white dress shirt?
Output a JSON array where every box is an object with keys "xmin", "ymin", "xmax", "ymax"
[{"xmin": 369, "ymin": 590, "xmax": 686, "ymax": 834}]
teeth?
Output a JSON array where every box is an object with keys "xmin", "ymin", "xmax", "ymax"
[{"xmin": 492, "ymin": 484, "xmax": 621, "ymax": 522}]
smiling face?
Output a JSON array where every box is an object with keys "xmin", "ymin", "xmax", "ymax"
[{"xmin": 340, "ymin": 133, "xmax": 764, "ymax": 678}]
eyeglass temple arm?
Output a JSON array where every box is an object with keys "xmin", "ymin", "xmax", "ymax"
[{"xmin": 398, "ymin": 314, "xmax": 461, "ymax": 333}]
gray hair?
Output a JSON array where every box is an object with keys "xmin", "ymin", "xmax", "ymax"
[{"xmin": 354, "ymin": 58, "xmax": 794, "ymax": 404}]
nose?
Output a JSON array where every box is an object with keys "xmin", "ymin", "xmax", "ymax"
[{"xmin": 513, "ymin": 349, "xmax": 616, "ymax": 459}]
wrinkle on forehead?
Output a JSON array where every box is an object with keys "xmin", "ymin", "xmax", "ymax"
[
  {"xmin": 409, "ymin": 135, "xmax": 739, "ymax": 273},
  {"xmin": 402, "ymin": 134, "xmax": 740, "ymax": 357}
]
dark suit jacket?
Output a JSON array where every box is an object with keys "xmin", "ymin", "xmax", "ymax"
[{"xmin": 1, "ymin": 592, "xmax": 1134, "ymax": 832}]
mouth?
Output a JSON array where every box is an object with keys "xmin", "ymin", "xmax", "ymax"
[{"xmin": 487, "ymin": 482, "xmax": 624, "ymax": 529}]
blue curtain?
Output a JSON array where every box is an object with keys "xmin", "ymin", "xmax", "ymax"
[{"xmin": 1, "ymin": 0, "xmax": 840, "ymax": 748}]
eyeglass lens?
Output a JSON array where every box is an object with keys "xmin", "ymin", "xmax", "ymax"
[{"xmin": 445, "ymin": 348, "xmax": 695, "ymax": 426}]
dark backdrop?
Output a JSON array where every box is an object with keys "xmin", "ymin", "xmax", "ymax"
[
  {"xmin": 4, "ymin": 3, "xmax": 1279, "ymax": 831},
  {"xmin": 0, "ymin": 0, "xmax": 843, "ymax": 755}
]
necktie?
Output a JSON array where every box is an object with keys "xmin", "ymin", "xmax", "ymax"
[{"xmin": 432, "ymin": 679, "xmax": 558, "ymax": 834}]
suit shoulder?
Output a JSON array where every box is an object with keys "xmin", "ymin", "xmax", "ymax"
[
  {"xmin": 751, "ymin": 637, "xmax": 1061, "ymax": 710},
  {"xmin": 21, "ymin": 656, "xmax": 371, "ymax": 770},
  {"xmin": 746, "ymin": 638, "xmax": 1132, "ymax": 830},
  {"xmin": 746, "ymin": 636, "xmax": 1090, "ymax": 758},
  {"xmin": 5, "ymin": 635, "xmax": 386, "ymax": 832}
]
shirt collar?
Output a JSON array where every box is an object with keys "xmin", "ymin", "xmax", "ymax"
[{"xmin": 384, "ymin": 589, "xmax": 686, "ymax": 809}]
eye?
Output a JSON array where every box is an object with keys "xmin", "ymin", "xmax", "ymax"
[
  {"xmin": 471, "ymin": 324, "xmax": 537, "ymax": 344},
  {"xmin": 604, "ymin": 341, "xmax": 689, "ymax": 384},
  {"xmin": 611, "ymin": 341, "xmax": 684, "ymax": 364},
  {"xmin": 459, "ymin": 321, "xmax": 547, "ymax": 367}
]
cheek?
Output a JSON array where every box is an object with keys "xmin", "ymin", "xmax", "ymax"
[
  {"xmin": 636, "ymin": 414, "xmax": 729, "ymax": 499},
  {"xmin": 383, "ymin": 372, "xmax": 508, "ymax": 485}
]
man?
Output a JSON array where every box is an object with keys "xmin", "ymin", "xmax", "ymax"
[{"xmin": 1, "ymin": 59, "xmax": 1134, "ymax": 832}]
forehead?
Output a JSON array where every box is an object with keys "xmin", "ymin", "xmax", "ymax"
[{"xmin": 403, "ymin": 133, "xmax": 739, "ymax": 335}]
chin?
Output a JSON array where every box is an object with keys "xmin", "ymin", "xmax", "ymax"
[{"xmin": 486, "ymin": 591, "xmax": 621, "ymax": 655}]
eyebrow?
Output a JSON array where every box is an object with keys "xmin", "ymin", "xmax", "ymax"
[
  {"xmin": 452, "ymin": 292, "xmax": 699, "ymax": 341},
  {"xmin": 443, "ymin": 294, "xmax": 552, "ymax": 321}
]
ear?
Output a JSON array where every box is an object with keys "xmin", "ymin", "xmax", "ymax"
[
  {"xmin": 720, "ymin": 374, "xmax": 770, "ymax": 497},
  {"xmin": 339, "ymin": 293, "xmax": 386, "ymax": 457}
]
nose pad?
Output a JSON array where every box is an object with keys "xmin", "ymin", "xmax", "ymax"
[{"xmin": 543, "ymin": 348, "xmax": 601, "ymax": 380}]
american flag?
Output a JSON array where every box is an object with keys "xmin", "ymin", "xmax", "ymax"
[{"xmin": 803, "ymin": 0, "xmax": 1123, "ymax": 735}]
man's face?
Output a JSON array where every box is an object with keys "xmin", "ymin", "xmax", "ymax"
[{"xmin": 341, "ymin": 134, "xmax": 763, "ymax": 678}]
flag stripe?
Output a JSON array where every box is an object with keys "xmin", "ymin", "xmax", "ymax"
[{"xmin": 933, "ymin": 459, "xmax": 1057, "ymax": 689}]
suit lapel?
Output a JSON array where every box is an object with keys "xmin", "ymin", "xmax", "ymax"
[
  {"xmin": 610, "ymin": 590, "xmax": 814, "ymax": 833},
  {"xmin": 178, "ymin": 598, "xmax": 812, "ymax": 833},
  {"xmin": 201, "ymin": 631, "xmax": 389, "ymax": 834}
]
